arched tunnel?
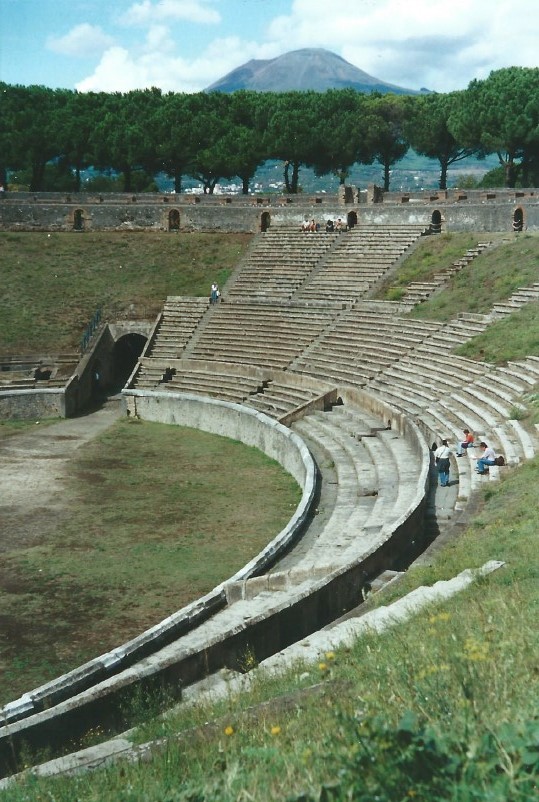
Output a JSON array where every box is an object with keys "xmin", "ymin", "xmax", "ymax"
[{"xmin": 112, "ymin": 333, "xmax": 147, "ymax": 391}]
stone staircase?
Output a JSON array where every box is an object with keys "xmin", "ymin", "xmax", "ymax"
[
  {"xmin": 490, "ymin": 282, "xmax": 539, "ymax": 318},
  {"xmin": 185, "ymin": 301, "xmax": 335, "ymax": 370},
  {"xmin": 292, "ymin": 224, "xmax": 428, "ymax": 304},
  {"xmin": 224, "ymin": 229, "xmax": 340, "ymax": 301},
  {"xmin": 144, "ymin": 297, "xmax": 209, "ymax": 361},
  {"xmin": 399, "ymin": 241, "xmax": 493, "ymax": 308}
]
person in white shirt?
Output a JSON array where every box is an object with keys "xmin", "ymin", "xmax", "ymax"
[
  {"xmin": 434, "ymin": 439, "xmax": 451, "ymax": 487},
  {"xmin": 476, "ymin": 441, "xmax": 496, "ymax": 474}
]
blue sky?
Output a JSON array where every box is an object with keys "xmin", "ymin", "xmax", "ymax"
[{"xmin": 1, "ymin": 0, "xmax": 538, "ymax": 94}]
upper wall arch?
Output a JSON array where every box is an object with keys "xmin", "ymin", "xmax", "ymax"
[
  {"xmin": 260, "ymin": 211, "xmax": 271, "ymax": 232},
  {"xmin": 513, "ymin": 206, "xmax": 524, "ymax": 231},
  {"xmin": 431, "ymin": 209, "xmax": 443, "ymax": 233}
]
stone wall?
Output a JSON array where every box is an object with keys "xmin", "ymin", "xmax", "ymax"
[
  {"xmin": 1, "ymin": 189, "xmax": 538, "ymax": 232},
  {"xmin": 0, "ymin": 388, "xmax": 67, "ymax": 420}
]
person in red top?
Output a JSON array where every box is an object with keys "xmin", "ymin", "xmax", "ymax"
[{"xmin": 456, "ymin": 428, "xmax": 474, "ymax": 456}]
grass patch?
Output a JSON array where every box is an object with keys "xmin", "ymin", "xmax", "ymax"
[
  {"xmin": 0, "ymin": 419, "xmax": 58, "ymax": 441},
  {"xmin": 0, "ymin": 418, "xmax": 300, "ymax": 704},
  {"xmin": 4, "ymin": 459, "xmax": 538, "ymax": 800},
  {"xmin": 407, "ymin": 232, "xmax": 539, "ymax": 321},
  {"xmin": 0, "ymin": 231, "xmax": 252, "ymax": 354},
  {"xmin": 455, "ymin": 300, "xmax": 539, "ymax": 364},
  {"xmin": 377, "ymin": 232, "xmax": 479, "ymax": 299}
]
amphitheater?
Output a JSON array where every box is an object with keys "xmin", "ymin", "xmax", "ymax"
[{"xmin": 0, "ymin": 188, "xmax": 538, "ymax": 783}]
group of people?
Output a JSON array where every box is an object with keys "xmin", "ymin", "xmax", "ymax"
[
  {"xmin": 324, "ymin": 218, "xmax": 346, "ymax": 233},
  {"xmin": 300, "ymin": 217, "xmax": 346, "ymax": 233},
  {"xmin": 301, "ymin": 219, "xmax": 320, "ymax": 232},
  {"xmin": 434, "ymin": 429, "xmax": 501, "ymax": 487}
]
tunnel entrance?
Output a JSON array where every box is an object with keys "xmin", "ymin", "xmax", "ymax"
[
  {"xmin": 112, "ymin": 334, "xmax": 147, "ymax": 391},
  {"xmin": 431, "ymin": 210, "xmax": 442, "ymax": 233}
]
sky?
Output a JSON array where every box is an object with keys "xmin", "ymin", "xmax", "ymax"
[{"xmin": 1, "ymin": 0, "xmax": 538, "ymax": 95}]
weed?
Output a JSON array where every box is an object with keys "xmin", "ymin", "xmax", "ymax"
[
  {"xmin": 387, "ymin": 286, "xmax": 406, "ymax": 301},
  {"xmin": 237, "ymin": 645, "xmax": 259, "ymax": 673}
]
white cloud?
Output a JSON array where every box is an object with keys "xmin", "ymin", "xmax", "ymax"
[
  {"xmin": 122, "ymin": 0, "xmax": 220, "ymax": 26},
  {"xmin": 47, "ymin": 24, "xmax": 116, "ymax": 58},
  {"xmin": 265, "ymin": 0, "xmax": 539, "ymax": 92},
  {"xmin": 76, "ymin": 29, "xmax": 273, "ymax": 93},
  {"xmin": 74, "ymin": 0, "xmax": 539, "ymax": 94}
]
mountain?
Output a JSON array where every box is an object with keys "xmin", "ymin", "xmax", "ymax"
[{"xmin": 205, "ymin": 48, "xmax": 429, "ymax": 94}]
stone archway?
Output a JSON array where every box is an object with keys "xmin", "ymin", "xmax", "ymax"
[
  {"xmin": 168, "ymin": 209, "xmax": 180, "ymax": 231},
  {"xmin": 431, "ymin": 209, "xmax": 442, "ymax": 234},
  {"xmin": 260, "ymin": 211, "xmax": 271, "ymax": 232},
  {"xmin": 347, "ymin": 210, "xmax": 358, "ymax": 230},
  {"xmin": 512, "ymin": 207, "xmax": 524, "ymax": 232},
  {"xmin": 73, "ymin": 209, "xmax": 85, "ymax": 231},
  {"xmin": 112, "ymin": 334, "xmax": 147, "ymax": 391}
]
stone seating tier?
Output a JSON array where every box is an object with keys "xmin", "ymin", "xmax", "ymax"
[
  {"xmin": 163, "ymin": 371, "xmax": 263, "ymax": 396},
  {"xmin": 391, "ymin": 352, "xmax": 486, "ymax": 382},
  {"xmin": 290, "ymin": 356, "xmax": 375, "ymax": 385},
  {"xmin": 225, "ymin": 225, "xmax": 428, "ymax": 305},
  {"xmin": 290, "ymin": 406, "xmax": 422, "ymax": 566},
  {"xmin": 499, "ymin": 356, "xmax": 539, "ymax": 386},
  {"xmin": 242, "ymin": 381, "xmax": 327, "ymax": 419},
  {"xmin": 162, "ymin": 381, "xmax": 255, "ymax": 404},
  {"xmin": 325, "ymin": 324, "xmax": 432, "ymax": 346},
  {"xmin": 309, "ymin": 339, "xmax": 412, "ymax": 368},
  {"xmin": 195, "ymin": 324, "xmax": 326, "ymax": 344},
  {"xmin": 147, "ymin": 299, "xmax": 210, "ymax": 358},
  {"xmin": 188, "ymin": 347, "xmax": 296, "ymax": 370},
  {"xmin": 0, "ymin": 378, "xmax": 68, "ymax": 390}
]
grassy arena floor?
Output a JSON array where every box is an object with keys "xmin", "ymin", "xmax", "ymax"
[{"xmin": 0, "ymin": 418, "xmax": 301, "ymax": 704}]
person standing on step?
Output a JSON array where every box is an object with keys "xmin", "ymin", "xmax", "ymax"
[
  {"xmin": 476, "ymin": 441, "xmax": 496, "ymax": 474},
  {"xmin": 210, "ymin": 282, "xmax": 219, "ymax": 304},
  {"xmin": 434, "ymin": 439, "xmax": 451, "ymax": 487},
  {"xmin": 456, "ymin": 428, "xmax": 474, "ymax": 456}
]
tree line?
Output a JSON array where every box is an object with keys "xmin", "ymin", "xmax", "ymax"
[{"xmin": 1, "ymin": 66, "xmax": 538, "ymax": 194}]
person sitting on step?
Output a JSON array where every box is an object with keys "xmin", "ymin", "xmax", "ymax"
[
  {"xmin": 476, "ymin": 441, "xmax": 496, "ymax": 474},
  {"xmin": 456, "ymin": 428, "xmax": 474, "ymax": 456}
]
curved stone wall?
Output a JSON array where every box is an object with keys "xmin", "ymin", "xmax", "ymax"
[{"xmin": 1, "ymin": 392, "xmax": 317, "ymax": 727}]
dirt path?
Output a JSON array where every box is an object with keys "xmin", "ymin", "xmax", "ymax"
[{"xmin": 0, "ymin": 399, "xmax": 124, "ymax": 552}]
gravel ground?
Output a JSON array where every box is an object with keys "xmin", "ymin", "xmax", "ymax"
[{"xmin": 0, "ymin": 399, "xmax": 124, "ymax": 552}]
